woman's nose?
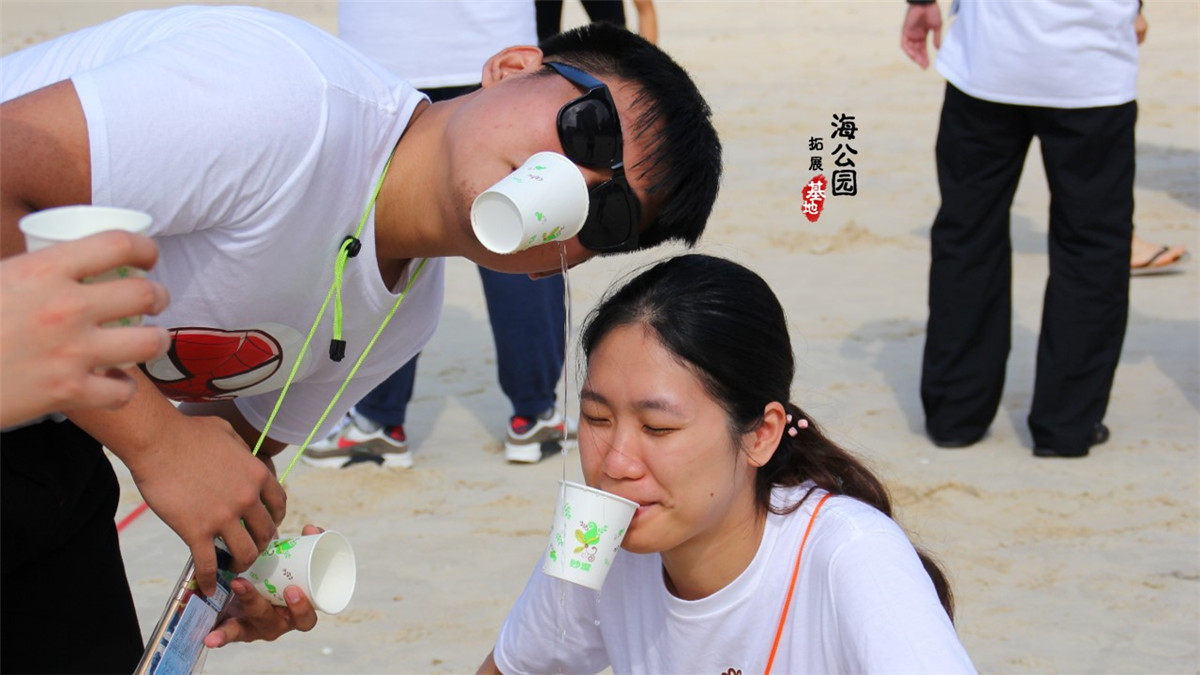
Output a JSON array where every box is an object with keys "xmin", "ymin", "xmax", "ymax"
[{"xmin": 600, "ymin": 428, "xmax": 644, "ymax": 480}]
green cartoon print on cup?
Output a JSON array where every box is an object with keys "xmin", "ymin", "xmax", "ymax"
[
  {"xmin": 266, "ymin": 539, "xmax": 298, "ymax": 558},
  {"xmin": 574, "ymin": 521, "xmax": 608, "ymax": 562}
]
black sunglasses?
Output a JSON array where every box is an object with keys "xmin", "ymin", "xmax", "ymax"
[{"xmin": 546, "ymin": 61, "xmax": 642, "ymax": 253}]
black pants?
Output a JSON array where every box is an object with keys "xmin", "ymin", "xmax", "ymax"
[
  {"xmin": 1, "ymin": 420, "xmax": 143, "ymax": 674},
  {"xmin": 536, "ymin": 0, "xmax": 627, "ymax": 41},
  {"xmin": 921, "ymin": 84, "xmax": 1134, "ymax": 454}
]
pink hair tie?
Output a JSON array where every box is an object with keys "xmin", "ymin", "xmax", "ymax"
[{"xmin": 785, "ymin": 413, "xmax": 809, "ymax": 437}]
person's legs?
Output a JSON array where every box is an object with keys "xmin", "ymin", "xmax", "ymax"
[
  {"xmin": 354, "ymin": 357, "xmax": 419, "ymax": 427},
  {"xmin": 922, "ymin": 84, "xmax": 1033, "ymax": 446},
  {"xmin": 302, "ymin": 357, "xmax": 417, "ymax": 468},
  {"xmin": 536, "ymin": 0, "xmax": 565, "ymax": 41},
  {"xmin": 580, "ymin": 0, "xmax": 627, "ymax": 27},
  {"xmin": 1027, "ymin": 101, "xmax": 1135, "ymax": 456},
  {"xmin": 478, "ymin": 266, "xmax": 569, "ymax": 463},
  {"xmin": 1, "ymin": 420, "xmax": 143, "ymax": 674},
  {"xmin": 477, "ymin": 267, "xmax": 565, "ymax": 419}
]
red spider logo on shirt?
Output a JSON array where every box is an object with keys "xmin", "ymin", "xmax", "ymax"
[{"xmin": 141, "ymin": 327, "xmax": 283, "ymax": 402}]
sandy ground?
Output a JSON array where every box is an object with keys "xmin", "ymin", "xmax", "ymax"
[{"xmin": 3, "ymin": 1, "xmax": 1198, "ymax": 673}]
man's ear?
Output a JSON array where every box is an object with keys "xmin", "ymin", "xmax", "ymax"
[
  {"xmin": 746, "ymin": 401, "xmax": 786, "ymax": 468},
  {"xmin": 480, "ymin": 45, "xmax": 545, "ymax": 88}
]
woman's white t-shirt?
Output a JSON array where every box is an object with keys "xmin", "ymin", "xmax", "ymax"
[{"xmin": 493, "ymin": 484, "xmax": 976, "ymax": 674}]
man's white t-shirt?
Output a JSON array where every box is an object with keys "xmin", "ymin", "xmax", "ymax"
[
  {"xmin": 935, "ymin": 0, "xmax": 1140, "ymax": 108},
  {"xmin": 1, "ymin": 6, "xmax": 444, "ymax": 443},
  {"xmin": 338, "ymin": 0, "xmax": 537, "ymax": 88},
  {"xmin": 493, "ymin": 484, "xmax": 976, "ymax": 674}
]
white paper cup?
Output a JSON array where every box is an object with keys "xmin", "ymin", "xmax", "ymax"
[
  {"xmin": 470, "ymin": 151, "xmax": 589, "ymax": 254},
  {"xmin": 239, "ymin": 531, "xmax": 356, "ymax": 614},
  {"xmin": 18, "ymin": 205, "xmax": 154, "ymax": 327},
  {"xmin": 542, "ymin": 480, "xmax": 637, "ymax": 591}
]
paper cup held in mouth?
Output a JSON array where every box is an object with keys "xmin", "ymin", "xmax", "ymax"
[
  {"xmin": 239, "ymin": 530, "xmax": 357, "ymax": 614},
  {"xmin": 18, "ymin": 205, "xmax": 154, "ymax": 327},
  {"xmin": 470, "ymin": 151, "xmax": 589, "ymax": 254},
  {"xmin": 542, "ymin": 480, "xmax": 637, "ymax": 591}
]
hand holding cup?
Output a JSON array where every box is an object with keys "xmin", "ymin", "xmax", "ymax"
[
  {"xmin": 238, "ymin": 529, "xmax": 356, "ymax": 615},
  {"xmin": 204, "ymin": 524, "xmax": 329, "ymax": 648},
  {"xmin": 0, "ymin": 225, "xmax": 169, "ymax": 426}
]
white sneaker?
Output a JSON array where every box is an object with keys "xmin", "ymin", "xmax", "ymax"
[
  {"xmin": 504, "ymin": 406, "xmax": 577, "ymax": 464},
  {"xmin": 301, "ymin": 410, "xmax": 413, "ymax": 469}
]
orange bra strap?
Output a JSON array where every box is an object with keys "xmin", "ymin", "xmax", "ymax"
[{"xmin": 764, "ymin": 492, "xmax": 833, "ymax": 675}]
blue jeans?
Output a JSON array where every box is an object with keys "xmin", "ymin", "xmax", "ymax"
[{"xmin": 355, "ymin": 268, "xmax": 566, "ymax": 426}]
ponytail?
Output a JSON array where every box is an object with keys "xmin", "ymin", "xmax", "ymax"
[{"xmin": 760, "ymin": 402, "xmax": 956, "ymax": 621}]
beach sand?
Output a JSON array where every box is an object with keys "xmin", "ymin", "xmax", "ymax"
[{"xmin": 3, "ymin": 1, "xmax": 1198, "ymax": 672}]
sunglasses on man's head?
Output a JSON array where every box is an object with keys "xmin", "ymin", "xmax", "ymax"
[{"xmin": 546, "ymin": 61, "xmax": 642, "ymax": 253}]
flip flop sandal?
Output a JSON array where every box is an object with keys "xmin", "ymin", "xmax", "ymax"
[{"xmin": 1131, "ymin": 245, "xmax": 1189, "ymax": 276}]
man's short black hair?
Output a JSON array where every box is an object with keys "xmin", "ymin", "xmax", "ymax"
[{"xmin": 541, "ymin": 23, "xmax": 722, "ymax": 252}]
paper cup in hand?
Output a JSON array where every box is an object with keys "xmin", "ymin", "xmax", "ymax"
[
  {"xmin": 18, "ymin": 205, "xmax": 153, "ymax": 327},
  {"xmin": 470, "ymin": 151, "xmax": 589, "ymax": 254},
  {"xmin": 542, "ymin": 480, "xmax": 637, "ymax": 591},
  {"xmin": 239, "ymin": 531, "xmax": 356, "ymax": 614}
]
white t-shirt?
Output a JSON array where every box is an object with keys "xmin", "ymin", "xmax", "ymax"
[
  {"xmin": 338, "ymin": 0, "xmax": 537, "ymax": 88},
  {"xmin": 493, "ymin": 484, "xmax": 976, "ymax": 675},
  {"xmin": 935, "ymin": 0, "xmax": 1140, "ymax": 108},
  {"xmin": 1, "ymin": 6, "xmax": 444, "ymax": 444}
]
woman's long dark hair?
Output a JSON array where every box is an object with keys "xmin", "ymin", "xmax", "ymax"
[{"xmin": 580, "ymin": 254, "xmax": 954, "ymax": 619}]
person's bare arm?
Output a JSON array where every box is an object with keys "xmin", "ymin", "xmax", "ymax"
[
  {"xmin": 900, "ymin": 2, "xmax": 942, "ymax": 69},
  {"xmin": 2, "ymin": 80, "xmax": 287, "ymax": 595},
  {"xmin": 67, "ymin": 370, "xmax": 287, "ymax": 593},
  {"xmin": 0, "ymin": 81, "xmax": 93, "ymax": 254},
  {"xmin": 179, "ymin": 399, "xmax": 289, "ymax": 459},
  {"xmin": 633, "ymin": 0, "xmax": 658, "ymax": 44},
  {"xmin": 477, "ymin": 650, "xmax": 502, "ymax": 675}
]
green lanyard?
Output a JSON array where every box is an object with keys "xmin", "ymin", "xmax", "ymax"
[{"xmin": 250, "ymin": 152, "xmax": 427, "ymax": 483}]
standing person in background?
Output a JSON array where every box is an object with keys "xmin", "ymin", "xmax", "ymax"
[
  {"xmin": 537, "ymin": 0, "xmax": 657, "ymax": 44},
  {"xmin": 306, "ymin": 0, "xmax": 575, "ymax": 469},
  {"xmin": 905, "ymin": 1, "xmax": 1186, "ymax": 278},
  {"xmin": 901, "ymin": 0, "xmax": 1141, "ymax": 457}
]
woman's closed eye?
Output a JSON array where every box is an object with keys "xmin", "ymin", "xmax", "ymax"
[{"xmin": 582, "ymin": 412, "xmax": 612, "ymax": 427}]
